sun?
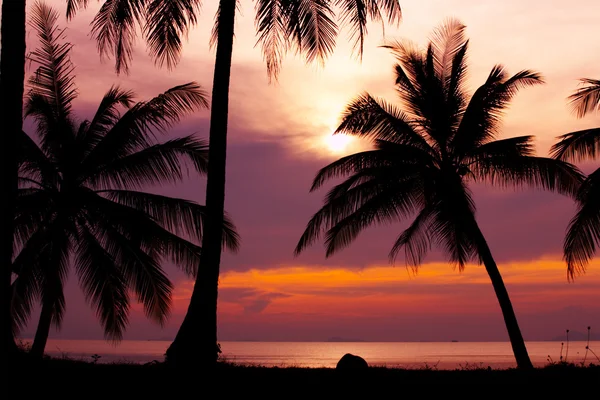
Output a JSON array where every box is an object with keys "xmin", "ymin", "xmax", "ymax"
[{"xmin": 324, "ymin": 133, "xmax": 352, "ymax": 153}]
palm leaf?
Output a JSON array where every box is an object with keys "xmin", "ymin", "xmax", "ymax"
[
  {"xmin": 255, "ymin": 0, "xmax": 288, "ymax": 80},
  {"xmin": 87, "ymin": 214, "xmax": 172, "ymax": 325},
  {"xmin": 296, "ymin": 171, "xmax": 422, "ymax": 255},
  {"xmin": 80, "ymin": 83, "xmax": 208, "ymax": 172},
  {"xmin": 336, "ymin": 93, "xmax": 433, "ymax": 152},
  {"xmin": 91, "ymin": 0, "xmax": 147, "ymax": 74},
  {"xmin": 39, "ymin": 225, "xmax": 72, "ymax": 328},
  {"xmin": 10, "ymin": 226, "xmax": 50, "ymax": 334},
  {"xmin": 83, "ymin": 135, "xmax": 208, "ymax": 189},
  {"xmin": 76, "ymin": 225, "xmax": 130, "ymax": 341},
  {"xmin": 428, "ymin": 17, "xmax": 466, "ymax": 83},
  {"xmin": 283, "ymin": 0, "xmax": 338, "ymax": 65},
  {"xmin": 564, "ymin": 168, "xmax": 600, "ymax": 279},
  {"xmin": 453, "ymin": 67, "xmax": 543, "ymax": 155},
  {"xmin": 428, "ymin": 181, "xmax": 477, "ymax": 269},
  {"xmin": 323, "ymin": 177, "xmax": 422, "ymax": 256},
  {"xmin": 550, "ymin": 128, "xmax": 600, "ymax": 163},
  {"xmin": 336, "ymin": 0, "xmax": 401, "ymax": 58},
  {"xmin": 78, "ymin": 86, "xmax": 136, "ymax": 156},
  {"xmin": 145, "ymin": 0, "xmax": 202, "ymax": 69},
  {"xmin": 471, "ymin": 139, "xmax": 583, "ymax": 197},
  {"xmin": 568, "ymin": 78, "xmax": 600, "ymax": 118},
  {"xmin": 389, "ymin": 204, "xmax": 434, "ymax": 266},
  {"xmin": 13, "ymin": 189, "xmax": 54, "ymax": 249},
  {"xmin": 310, "ymin": 147, "xmax": 425, "ymax": 191},
  {"xmin": 66, "ymin": 0, "xmax": 89, "ymax": 19},
  {"xmin": 16, "ymin": 130, "xmax": 59, "ymax": 187},
  {"xmin": 99, "ymin": 190, "xmax": 240, "ymax": 251},
  {"xmin": 83, "ymin": 193, "xmax": 205, "ymax": 276},
  {"xmin": 27, "ymin": 2, "xmax": 78, "ymax": 126}
]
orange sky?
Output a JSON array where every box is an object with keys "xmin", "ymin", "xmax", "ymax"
[{"xmin": 17, "ymin": 0, "xmax": 600, "ymax": 342}]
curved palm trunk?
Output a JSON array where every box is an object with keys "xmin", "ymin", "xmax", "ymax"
[
  {"xmin": 30, "ymin": 301, "xmax": 53, "ymax": 358},
  {"xmin": 471, "ymin": 220, "xmax": 533, "ymax": 369},
  {"xmin": 0, "ymin": 0, "xmax": 27, "ymax": 360},
  {"xmin": 166, "ymin": 0, "xmax": 236, "ymax": 367}
]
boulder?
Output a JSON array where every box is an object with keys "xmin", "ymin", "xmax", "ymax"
[{"xmin": 335, "ymin": 353, "xmax": 368, "ymax": 370}]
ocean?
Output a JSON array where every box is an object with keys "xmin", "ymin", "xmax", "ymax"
[{"xmin": 30, "ymin": 339, "xmax": 600, "ymax": 369}]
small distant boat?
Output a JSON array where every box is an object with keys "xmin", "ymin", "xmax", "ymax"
[{"xmin": 451, "ymin": 340, "xmax": 459, "ymax": 342}]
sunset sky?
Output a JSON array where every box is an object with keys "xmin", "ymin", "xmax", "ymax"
[{"xmin": 20, "ymin": 0, "xmax": 600, "ymax": 342}]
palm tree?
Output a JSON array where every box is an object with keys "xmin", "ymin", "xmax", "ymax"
[
  {"xmin": 550, "ymin": 79, "xmax": 600, "ymax": 279},
  {"xmin": 66, "ymin": 0, "xmax": 403, "ymax": 366},
  {"xmin": 294, "ymin": 19, "xmax": 583, "ymax": 369},
  {"xmin": 11, "ymin": 2, "xmax": 239, "ymax": 358},
  {"xmin": 0, "ymin": 0, "xmax": 27, "ymax": 359}
]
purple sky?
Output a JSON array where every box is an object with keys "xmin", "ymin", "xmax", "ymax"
[{"xmin": 17, "ymin": 0, "xmax": 600, "ymax": 343}]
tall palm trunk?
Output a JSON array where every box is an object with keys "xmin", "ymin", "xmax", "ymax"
[
  {"xmin": 471, "ymin": 219, "xmax": 533, "ymax": 369},
  {"xmin": 0, "ymin": 0, "xmax": 27, "ymax": 360},
  {"xmin": 30, "ymin": 301, "xmax": 53, "ymax": 358},
  {"xmin": 166, "ymin": 0, "xmax": 236, "ymax": 367}
]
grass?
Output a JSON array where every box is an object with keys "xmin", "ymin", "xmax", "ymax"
[{"xmin": 8, "ymin": 351, "xmax": 599, "ymax": 395}]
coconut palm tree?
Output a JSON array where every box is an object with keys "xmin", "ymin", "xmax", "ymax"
[
  {"xmin": 65, "ymin": 0, "xmax": 403, "ymax": 365},
  {"xmin": 550, "ymin": 78, "xmax": 600, "ymax": 279},
  {"xmin": 11, "ymin": 2, "xmax": 239, "ymax": 358},
  {"xmin": 294, "ymin": 19, "xmax": 583, "ymax": 370},
  {"xmin": 0, "ymin": 0, "xmax": 27, "ymax": 359}
]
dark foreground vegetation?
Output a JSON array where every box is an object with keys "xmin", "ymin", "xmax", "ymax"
[{"xmin": 8, "ymin": 354, "xmax": 599, "ymax": 394}]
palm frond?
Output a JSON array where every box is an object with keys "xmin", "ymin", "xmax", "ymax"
[
  {"xmin": 428, "ymin": 182, "xmax": 477, "ymax": 269},
  {"xmin": 11, "ymin": 226, "xmax": 49, "ymax": 334},
  {"xmin": 145, "ymin": 0, "xmax": 202, "ymax": 69},
  {"xmin": 76, "ymin": 226, "xmax": 130, "ymax": 341},
  {"xmin": 16, "ymin": 130, "xmax": 59, "ymax": 186},
  {"xmin": 389, "ymin": 204, "xmax": 433, "ymax": 266},
  {"xmin": 26, "ymin": 2, "xmax": 78, "ymax": 152},
  {"xmin": 428, "ymin": 17, "xmax": 466, "ymax": 83},
  {"xmin": 255, "ymin": 0, "xmax": 288, "ymax": 80},
  {"xmin": 10, "ymin": 267, "xmax": 42, "ymax": 335},
  {"xmin": 568, "ymin": 78, "xmax": 600, "ymax": 118},
  {"xmin": 467, "ymin": 135, "xmax": 536, "ymax": 160},
  {"xmin": 81, "ymin": 83, "xmax": 208, "ymax": 172},
  {"xmin": 283, "ymin": 0, "xmax": 338, "ymax": 65},
  {"xmin": 322, "ymin": 177, "xmax": 422, "ymax": 256},
  {"xmin": 563, "ymin": 168, "xmax": 600, "ymax": 279},
  {"xmin": 336, "ymin": 0, "xmax": 401, "ymax": 58},
  {"xmin": 336, "ymin": 0, "xmax": 367, "ymax": 58},
  {"xmin": 88, "ymin": 215, "xmax": 172, "ymax": 325},
  {"xmin": 40, "ymin": 226, "xmax": 71, "ymax": 328},
  {"xmin": 310, "ymin": 147, "xmax": 426, "ymax": 191},
  {"xmin": 472, "ymin": 143, "xmax": 583, "ymax": 198},
  {"xmin": 13, "ymin": 189, "xmax": 54, "ymax": 249},
  {"xmin": 453, "ymin": 66, "xmax": 543, "ymax": 155},
  {"xmin": 78, "ymin": 86, "xmax": 136, "ymax": 155},
  {"xmin": 83, "ymin": 193, "xmax": 203, "ymax": 277},
  {"xmin": 336, "ymin": 93, "xmax": 433, "ymax": 153},
  {"xmin": 100, "ymin": 190, "xmax": 240, "ymax": 251},
  {"xmin": 27, "ymin": 2, "xmax": 77, "ymax": 121},
  {"xmin": 550, "ymin": 128, "xmax": 600, "ymax": 162},
  {"xmin": 90, "ymin": 0, "xmax": 146, "ymax": 74},
  {"xmin": 83, "ymin": 135, "xmax": 208, "ymax": 189},
  {"xmin": 65, "ymin": 0, "xmax": 89, "ymax": 19},
  {"xmin": 296, "ymin": 171, "xmax": 423, "ymax": 255}
]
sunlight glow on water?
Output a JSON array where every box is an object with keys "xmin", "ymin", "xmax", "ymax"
[{"xmin": 29, "ymin": 339, "xmax": 600, "ymax": 370}]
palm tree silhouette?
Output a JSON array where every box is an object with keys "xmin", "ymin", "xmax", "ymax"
[
  {"xmin": 551, "ymin": 78, "xmax": 600, "ymax": 279},
  {"xmin": 0, "ymin": 0, "xmax": 27, "ymax": 358},
  {"xmin": 11, "ymin": 2, "xmax": 239, "ymax": 358},
  {"xmin": 294, "ymin": 19, "xmax": 583, "ymax": 369},
  {"xmin": 66, "ymin": 0, "xmax": 403, "ymax": 365}
]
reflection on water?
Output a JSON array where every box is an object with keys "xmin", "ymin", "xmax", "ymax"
[{"xmin": 29, "ymin": 339, "xmax": 600, "ymax": 370}]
